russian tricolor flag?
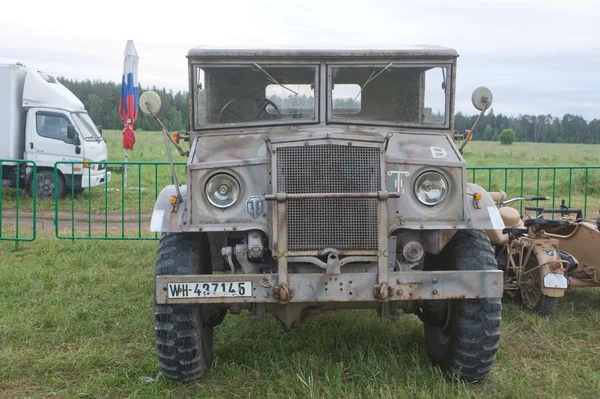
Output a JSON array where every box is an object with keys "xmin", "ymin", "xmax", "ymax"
[{"xmin": 119, "ymin": 40, "xmax": 139, "ymax": 151}]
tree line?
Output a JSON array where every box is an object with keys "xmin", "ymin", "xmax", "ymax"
[
  {"xmin": 58, "ymin": 78, "xmax": 600, "ymax": 143},
  {"xmin": 454, "ymin": 110, "xmax": 600, "ymax": 144},
  {"xmin": 58, "ymin": 78, "xmax": 189, "ymax": 132}
]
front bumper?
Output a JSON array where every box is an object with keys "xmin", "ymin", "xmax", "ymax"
[
  {"xmin": 82, "ymin": 170, "xmax": 111, "ymax": 188},
  {"xmin": 155, "ymin": 270, "xmax": 503, "ymax": 305}
]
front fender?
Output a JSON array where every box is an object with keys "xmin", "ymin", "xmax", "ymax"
[
  {"xmin": 150, "ymin": 185, "xmax": 187, "ymax": 233},
  {"xmin": 465, "ymin": 183, "xmax": 505, "ymax": 231},
  {"xmin": 532, "ymin": 243, "xmax": 567, "ymax": 297}
]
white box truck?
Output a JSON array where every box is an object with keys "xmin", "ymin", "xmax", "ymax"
[{"xmin": 0, "ymin": 63, "xmax": 111, "ymax": 198}]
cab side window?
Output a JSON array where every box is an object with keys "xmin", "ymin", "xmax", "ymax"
[{"xmin": 36, "ymin": 112, "xmax": 73, "ymax": 143}]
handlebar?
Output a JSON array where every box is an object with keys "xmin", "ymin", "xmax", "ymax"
[
  {"xmin": 525, "ymin": 206, "xmax": 583, "ymax": 220},
  {"xmin": 499, "ymin": 196, "xmax": 549, "ymax": 206}
]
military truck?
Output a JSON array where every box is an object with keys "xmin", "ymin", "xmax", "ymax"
[{"xmin": 143, "ymin": 46, "xmax": 504, "ymax": 383}]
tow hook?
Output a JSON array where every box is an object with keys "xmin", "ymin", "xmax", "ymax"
[
  {"xmin": 373, "ymin": 284, "xmax": 394, "ymax": 301},
  {"xmin": 273, "ymin": 284, "xmax": 294, "ymax": 303}
]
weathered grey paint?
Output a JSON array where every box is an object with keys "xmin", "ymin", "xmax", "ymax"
[
  {"xmin": 187, "ymin": 46, "xmax": 458, "ymax": 59},
  {"xmin": 151, "ymin": 46, "xmax": 502, "ymax": 309},
  {"xmin": 155, "ymin": 269, "xmax": 503, "ymax": 304}
]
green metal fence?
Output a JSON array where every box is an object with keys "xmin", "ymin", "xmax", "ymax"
[
  {"xmin": 0, "ymin": 160, "xmax": 37, "ymax": 244},
  {"xmin": 53, "ymin": 161, "xmax": 186, "ymax": 240},
  {"xmin": 469, "ymin": 166, "xmax": 600, "ymax": 218},
  {"xmin": 0, "ymin": 162, "xmax": 593, "ymax": 242}
]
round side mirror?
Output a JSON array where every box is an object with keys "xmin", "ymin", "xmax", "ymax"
[
  {"xmin": 471, "ymin": 86, "xmax": 493, "ymax": 111},
  {"xmin": 139, "ymin": 91, "xmax": 162, "ymax": 115}
]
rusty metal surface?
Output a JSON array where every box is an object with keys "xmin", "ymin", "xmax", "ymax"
[
  {"xmin": 276, "ymin": 144, "xmax": 381, "ymax": 251},
  {"xmin": 155, "ymin": 270, "xmax": 503, "ymax": 305},
  {"xmin": 265, "ymin": 192, "xmax": 400, "ymax": 200}
]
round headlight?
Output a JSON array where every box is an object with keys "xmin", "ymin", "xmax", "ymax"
[
  {"xmin": 414, "ymin": 171, "xmax": 448, "ymax": 206},
  {"xmin": 205, "ymin": 173, "xmax": 240, "ymax": 208}
]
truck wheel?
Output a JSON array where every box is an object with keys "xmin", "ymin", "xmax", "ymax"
[
  {"xmin": 154, "ymin": 232, "xmax": 223, "ymax": 382},
  {"xmin": 518, "ymin": 258, "xmax": 558, "ymax": 316},
  {"xmin": 32, "ymin": 170, "xmax": 65, "ymax": 199},
  {"xmin": 422, "ymin": 230, "xmax": 502, "ymax": 382}
]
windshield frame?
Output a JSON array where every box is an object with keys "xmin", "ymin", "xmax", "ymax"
[
  {"xmin": 326, "ymin": 61, "xmax": 453, "ymax": 129},
  {"xmin": 191, "ymin": 62, "xmax": 321, "ymax": 130},
  {"xmin": 71, "ymin": 112, "xmax": 102, "ymax": 142}
]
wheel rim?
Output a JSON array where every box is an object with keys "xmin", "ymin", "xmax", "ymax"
[
  {"xmin": 431, "ymin": 301, "xmax": 453, "ymax": 345},
  {"xmin": 37, "ymin": 179, "xmax": 55, "ymax": 198},
  {"xmin": 520, "ymin": 258, "xmax": 542, "ymax": 309}
]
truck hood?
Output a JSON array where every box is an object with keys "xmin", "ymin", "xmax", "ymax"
[
  {"xmin": 84, "ymin": 139, "xmax": 108, "ymax": 161},
  {"xmin": 192, "ymin": 126, "xmax": 464, "ymax": 166},
  {"xmin": 22, "ymin": 69, "xmax": 85, "ymax": 112}
]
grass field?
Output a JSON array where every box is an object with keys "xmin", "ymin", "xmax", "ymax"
[
  {"xmin": 2, "ymin": 132, "xmax": 600, "ymax": 241},
  {"xmin": 2, "ymin": 131, "xmax": 600, "ymax": 216},
  {"xmin": 1, "ymin": 234, "xmax": 600, "ymax": 398}
]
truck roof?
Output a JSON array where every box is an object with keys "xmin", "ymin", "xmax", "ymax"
[{"xmin": 187, "ymin": 45, "xmax": 458, "ymax": 59}]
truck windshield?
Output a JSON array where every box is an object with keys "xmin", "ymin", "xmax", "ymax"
[
  {"xmin": 329, "ymin": 64, "xmax": 449, "ymax": 126},
  {"xmin": 195, "ymin": 65, "xmax": 318, "ymax": 128},
  {"xmin": 72, "ymin": 113, "xmax": 102, "ymax": 141}
]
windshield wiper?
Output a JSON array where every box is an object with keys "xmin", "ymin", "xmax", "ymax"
[
  {"xmin": 354, "ymin": 62, "xmax": 394, "ymax": 100},
  {"xmin": 253, "ymin": 63, "xmax": 298, "ymax": 96}
]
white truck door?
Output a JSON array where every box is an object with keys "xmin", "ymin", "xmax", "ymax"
[{"xmin": 24, "ymin": 108, "xmax": 82, "ymax": 171}]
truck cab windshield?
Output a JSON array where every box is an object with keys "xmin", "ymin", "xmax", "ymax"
[
  {"xmin": 329, "ymin": 65, "xmax": 449, "ymax": 126},
  {"xmin": 72, "ymin": 112, "xmax": 102, "ymax": 141},
  {"xmin": 195, "ymin": 65, "xmax": 318, "ymax": 128}
]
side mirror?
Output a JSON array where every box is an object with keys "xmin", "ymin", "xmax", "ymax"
[
  {"xmin": 67, "ymin": 124, "xmax": 77, "ymax": 139},
  {"xmin": 139, "ymin": 91, "xmax": 162, "ymax": 116},
  {"xmin": 459, "ymin": 87, "xmax": 494, "ymax": 154},
  {"xmin": 471, "ymin": 86, "xmax": 493, "ymax": 111},
  {"xmin": 67, "ymin": 124, "xmax": 81, "ymax": 145}
]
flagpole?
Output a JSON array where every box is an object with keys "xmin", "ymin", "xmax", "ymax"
[{"xmin": 124, "ymin": 148, "xmax": 128, "ymax": 188}]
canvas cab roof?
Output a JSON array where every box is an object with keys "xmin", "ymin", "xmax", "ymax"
[{"xmin": 187, "ymin": 45, "xmax": 458, "ymax": 59}]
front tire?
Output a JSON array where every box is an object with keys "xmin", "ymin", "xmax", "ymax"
[
  {"xmin": 518, "ymin": 256, "xmax": 558, "ymax": 316},
  {"xmin": 32, "ymin": 170, "xmax": 65, "ymax": 199},
  {"xmin": 153, "ymin": 232, "xmax": 217, "ymax": 382},
  {"xmin": 421, "ymin": 230, "xmax": 502, "ymax": 382}
]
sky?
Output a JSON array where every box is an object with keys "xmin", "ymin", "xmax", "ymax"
[{"xmin": 1, "ymin": 0, "xmax": 599, "ymax": 119}]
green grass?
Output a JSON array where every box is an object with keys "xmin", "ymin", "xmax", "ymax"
[
  {"xmin": 1, "ymin": 235, "xmax": 600, "ymax": 398},
  {"xmin": 462, "ymin": 142, "xmax": 600, "ymax": 219}
]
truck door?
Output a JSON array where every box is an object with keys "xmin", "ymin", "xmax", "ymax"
[{"xmin": 24, "ymin": 108, "xmax": 82, "ymax": 179}]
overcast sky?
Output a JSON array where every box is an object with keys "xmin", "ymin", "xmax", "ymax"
[{"xmin": 1, "ymin": 0, "xmax": 599, "ymax": 119}]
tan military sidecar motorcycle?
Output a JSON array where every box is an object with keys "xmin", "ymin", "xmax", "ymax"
[
  {"xmin": 538, "ymin": 201, "xmax": 600, "ymax": 290},
  {"xmin": 485, "ymin": 192, "xmax": 570, "ymax": 316}
]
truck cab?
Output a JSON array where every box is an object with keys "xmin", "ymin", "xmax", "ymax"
[
  {"xmin": 0, "ymin": 63, "xmax": 111, "ymax": 198},
  {"xmin": 149, "ymin": 46, "xmax": 503, "ymax": 383}
]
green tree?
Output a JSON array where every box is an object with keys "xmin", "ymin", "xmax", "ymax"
[{"xmin": 499, "ymin": 129, "xmax": 516, "ymax": 145}]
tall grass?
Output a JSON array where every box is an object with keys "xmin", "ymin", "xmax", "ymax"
[{"xmin": 1, "ymin": 235, "xmax": 599, "ymax": 398}]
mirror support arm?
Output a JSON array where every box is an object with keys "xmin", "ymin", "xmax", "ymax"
[
  {"xmin": 459, "ymin": 104, "xmax": 489, "ymax": 154},
  {"xmin": 148, "ymin": 109, "xmax": 184, "ymax": 206}
]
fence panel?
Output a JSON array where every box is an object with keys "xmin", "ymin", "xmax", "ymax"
[
  {"xmin": 468, "ymin": 166, "xmax": 600, "ymax": 218},
  {"xmin": 50, "ymin": 162, "xmax": 600, "ymax": 240},
  {"xmin": 53, "ymin": 161, "xmax": 186, "ymax": 240},
  {"xmin": 0, "ymin": 160, "xmax": 37, "ymax": 244}
]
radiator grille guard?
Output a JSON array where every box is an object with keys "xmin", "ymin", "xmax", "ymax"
[{"xmin": 276, "ymin": 145, "xmax": 381, "ymax": 251}]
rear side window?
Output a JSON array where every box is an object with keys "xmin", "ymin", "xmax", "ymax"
[{"xmin": 36, "ymin": 112, "xmax": 71, "ymax": 142}]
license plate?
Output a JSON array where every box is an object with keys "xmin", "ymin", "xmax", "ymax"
[
  {"xmin": 543, "ymin": 273, "xmax": 568, "ymax": 289},
  {"xmin": 167, "ymin": 282, "xmax": 252, "ymax": 299}
]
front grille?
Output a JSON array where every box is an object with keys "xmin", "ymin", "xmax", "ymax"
[{"xmin": 277, "ymin": 145, "xmax": 381, "ymax": 251}]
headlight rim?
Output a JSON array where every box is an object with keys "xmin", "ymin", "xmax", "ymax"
[
  {"xmin": 413, "ymin": 170, "xmax": 449, "ymax": 207},
  {"xmin": 204, "ymin": 172, "xmax": 241, "ymax": 209}
]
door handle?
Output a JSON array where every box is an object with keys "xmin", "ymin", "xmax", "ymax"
[{"xmin": 29, "ymin": 142, "xmax": 33, "ymax": 149}]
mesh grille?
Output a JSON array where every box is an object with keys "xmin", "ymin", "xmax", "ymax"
[{"xmin": 277, "ymin": 145, "xmax": 381, "ymax": 251}]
